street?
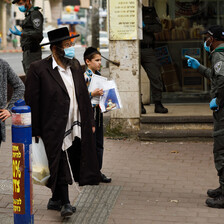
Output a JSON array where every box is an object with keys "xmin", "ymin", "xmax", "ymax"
[
  {"xmin": 0, "ymin": 47, "xmax": 109, "ymax": 76},
  {"xmin": 0, "ymin": 47, "xmax": 85, "ymax": 76}
]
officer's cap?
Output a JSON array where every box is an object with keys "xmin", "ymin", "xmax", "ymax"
[{"xmin": 201, "ymin": 25, "xmax": 224, "ymax": 41}]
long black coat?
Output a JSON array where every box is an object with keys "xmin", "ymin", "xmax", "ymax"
[{"xmin": 25, "ymin": 56, "xmax": 100, "ymax": 191}]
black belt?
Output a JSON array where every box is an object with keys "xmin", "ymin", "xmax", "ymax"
[
  {"xmin": 22, "ymin": 44, "xmax": 41, "ymax": 52},
  {"xmin": 141, "ymin": 43, "xmax": 154, "ymax": 49}
]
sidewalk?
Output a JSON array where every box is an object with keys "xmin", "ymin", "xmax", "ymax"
[
  {"xmin": 1, "ymin": 125, "xmax": 224, "ymax": 224},
  {"xmin": 0, "ymin": 42, "xmax": 22, "ymax": 53}
]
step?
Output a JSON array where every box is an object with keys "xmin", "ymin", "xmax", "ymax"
[
  {"xmin": 139, "ymin": 114, "xmax": 213, "ymax": 141},
  {"xmin": 139, "ymin": 129, "xmax": 213, "ymax": 141}
]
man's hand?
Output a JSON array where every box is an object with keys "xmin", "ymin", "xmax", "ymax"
[
  {"xmin": 210, "ymin": 98, "xmax": 219, "ymax": 111},
  {"xmin": 91, "ymin": 88, "xmax": 103, "ymax": 97},
  {"xmin": 0, "ymin": 109, "xmax": 11, "ymax": 122},
  {"xmin": 185, "ymin": 55, "xmax": 200, "ymax": 69},
  {"xmin": 92, "ymin": 126, "xmax": 95, "ymax": 133},
  {"xmin": 9, "ymin": 26, "xmax": 22, "ymax": 36}
]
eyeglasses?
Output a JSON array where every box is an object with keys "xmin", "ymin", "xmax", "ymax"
[{"xmin": 62, "ymin": 42, "xmax": 75, "ymax": 48}]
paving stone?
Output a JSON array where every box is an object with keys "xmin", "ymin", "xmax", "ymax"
[
  {"xmin": 63, "ymin": 185, "xmax": 121, "ymax": 224},
  {"xmin": 0, "ymin": 180, "xmax": 12, "ymax": 195}
]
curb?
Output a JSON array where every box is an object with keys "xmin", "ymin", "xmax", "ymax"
[{"xmin": 0, "ymin": 49, "xmax": 22, "ymax": 53}]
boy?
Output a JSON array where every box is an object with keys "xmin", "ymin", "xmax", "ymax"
[{"xmin": 83, "ymin": 47, "xmax": 112, "ymax": 183}]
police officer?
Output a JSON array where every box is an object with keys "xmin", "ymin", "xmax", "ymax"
[
  {"xmin": 141, "ymin": 4, "xmax": 168, "ymax": 114},
  {"xmin": 186, "ymin": 25, "xmax": 224, "ymax": 208},
  {"xmin": 10, "ymin": 0, "xmax": 43, "ymax": 74}
]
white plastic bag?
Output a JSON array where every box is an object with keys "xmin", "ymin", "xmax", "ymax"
[{"xmin": 32, "ymin": 137, "xmax": 50, "ymax": 186}]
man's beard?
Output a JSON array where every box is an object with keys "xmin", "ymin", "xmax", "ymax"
[{"xmin": 55, "ymin": 47, "xmax": 74, "ymax": 67}]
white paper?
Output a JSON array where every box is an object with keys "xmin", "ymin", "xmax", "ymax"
[{"xmin": 88, "ymin": 74, "xmax": 108, "ymax": 105}]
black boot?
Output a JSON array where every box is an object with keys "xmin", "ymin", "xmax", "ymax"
[
  {"xmin": 206, "ymin": 194, "xmax": 224, "ymax": 208},
  {"xmin": 154, "ymin": 101, "xmax": 168, "ymax": 113},
  {"xmin": 141, "ymin": 102, "xmax": 146, "ymax": 114},
  {"xmin": 207, "ymin": 186, "xmax": 222, "ymax": 198}
]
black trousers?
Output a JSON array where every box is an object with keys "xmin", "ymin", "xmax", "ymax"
[
  {"xmin": 52, "ymin": 138, "xmax": 81, "ymax": 205},
  {"xmin": 141, "ymin": 47, "xmax": 163, "ymax": 102},
  {"xmin": 94, "ymin": 107, "xmax": 104, "ymax": 171},
  {"xmin": 22, "ymin": 49, "xmax": 41, "ymax": 74},
  {"xmin": 213, "ymin": 108, "xmax": 224, "ymax": 191}
]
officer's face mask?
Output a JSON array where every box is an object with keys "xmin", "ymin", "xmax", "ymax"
[
  {"xmin": 64, "ymin": 46, "xmax": 75, "ymax": 59},
  {"xmin": 204, "ymin": 37, "xmax": 212, "ymax": 53},
  {"xmin": 18, "ymin": 5, "xmax": 27, "ymax": 12}
]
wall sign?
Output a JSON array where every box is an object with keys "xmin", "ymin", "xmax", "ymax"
[{"xmin": 109, "ymin": 0, "xmax": 138, "ymax": 40}]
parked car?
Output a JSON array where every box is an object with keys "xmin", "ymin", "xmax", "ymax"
[
  {"xmin": 40, "ymin": 30, "xmax": 50, "ymax": 51},
  {"xmin": 86, "ymin": 31, "xmax": 109, "ymax": 49}
]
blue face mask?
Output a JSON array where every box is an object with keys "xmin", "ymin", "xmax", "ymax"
[
  {"xmin": 18, "ymin": 5, "xmax": 27, "ymax": 12},
  {"xmin": 204, "ymin": 40, "xmax": 211, "ymax": 53},
  {"xmin": 64, "ymin": 46, "xmax": 75, "ymax": 59}
]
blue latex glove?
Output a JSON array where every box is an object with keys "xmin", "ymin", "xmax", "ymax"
[
  {"xmin": 9, "ymin": 26, "xmax": 22, "ymax": 36},
  {"xmin": 210, "ymin": 98, "xmax": 219, "ymax": 111},
  {"xmin": 185, "ymin": 55, "xmax": 200, "ymax": 69},
  {"xmin": 142, "ymin": 21, "xmax": 145, "ymax": 28}
]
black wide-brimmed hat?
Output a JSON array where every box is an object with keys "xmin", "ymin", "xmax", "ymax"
[{"xmin": 40, "ymin": 27, "xmax": 80, "ymax": 46}]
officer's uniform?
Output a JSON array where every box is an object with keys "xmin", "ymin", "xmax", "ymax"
[
  {"xmin": 141, "ymin": 6, "xmax": 163, "ymax": 102},
  {"xmin": 198, "ymin": 43, "xmax": 224, "ymax": 191},
  {"xmin": 21, "ymin": 6, "xmax": 43, "ymax": 74}
]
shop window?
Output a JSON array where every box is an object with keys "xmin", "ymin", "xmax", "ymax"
[{"xmin": 152, "ymin": 0, "xmax": 224, "ymax": 102}]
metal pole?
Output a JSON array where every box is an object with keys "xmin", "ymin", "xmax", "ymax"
[
  {"xmin": 11, "ymin": 99, "xmax": 34, "ymax": 224},
  {"xmin": 91, "ymin": 0, "xmax": 99, "ymax": 48}
]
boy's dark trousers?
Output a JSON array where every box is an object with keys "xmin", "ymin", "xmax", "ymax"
[{"xmin": 94, "ymin": 106, "xmax": 104, "ymax": 170}]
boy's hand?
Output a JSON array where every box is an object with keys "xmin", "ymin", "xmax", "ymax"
[{"xmin": 92, "ymin": 88, "xmax": 103, "ymax": 97}]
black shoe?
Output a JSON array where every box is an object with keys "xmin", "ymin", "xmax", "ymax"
[
  {"xmin": 141, "ymin": 103, "xmax": 146, "ymax": 114},
  {"xmin": 207, "ymin": 186, "xmax": 222, "ymax": 198},
  {"xmin": 48, "ymin": 198, "xmax": 76, "ymax": 213},
  {"xmin": 206, "ymin": 195, "xmax": 224, "ymax": 208},
  {"xmin": 61, "ymin": 203, "xmax": 76, "ymax": 217},
  {"xmin": 47, "ymin": 198, "xmax": 62, "ymax": 211},
  {"xmin": 154, "ymin": 102, "xmax": 168, "ymax": 113},
  {"xmin": 101, "ymin": 173, "xmax": 112, "ymax": 183}
]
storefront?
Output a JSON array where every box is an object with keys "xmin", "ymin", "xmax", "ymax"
[{"xmin": 150, "ymin": 0, "xmax": 224, "ymax": 103}]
